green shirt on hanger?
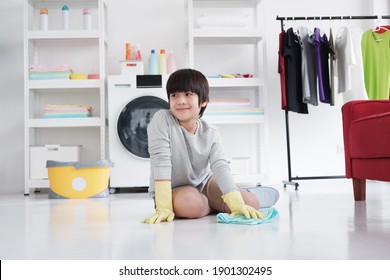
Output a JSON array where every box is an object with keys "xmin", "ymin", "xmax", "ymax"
[{"xmin": 361, "ymin": 30, "xmax": 390, "ymax": 100}]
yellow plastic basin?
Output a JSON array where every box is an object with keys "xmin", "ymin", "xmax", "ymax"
[{"xmin": 47, "ymin": 160, "xmax": 113, "ymax": 199}]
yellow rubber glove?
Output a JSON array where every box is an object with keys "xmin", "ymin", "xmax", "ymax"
[
  {"xmin": 222, "ymin": 191, "xmax": 265, "ymax": 219},
  {"xmin": 143, "ymin": 180, "xmax": 175, "ymax": 224}
]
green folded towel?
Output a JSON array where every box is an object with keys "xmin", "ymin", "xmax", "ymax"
[{"xmin": 216, "ymin": 207, "xmax": 279, "ymax": 225}]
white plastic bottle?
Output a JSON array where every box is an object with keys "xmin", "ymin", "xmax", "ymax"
[
  {"xmin": 62, "ymin": 5, "xmax": 69, "ymax": 30},
  {"xmin": 158, "ymin": 49, "xmax": 167, "ymax": 75},
  {"xmin": 148, "ymin": 49, "xmax": 158, "ymax": 75},
  {"xmin": 167, "ymin": 50, "xmax": 177, "ymax": 74},
  {"xmin": 83, "ymin": 8, "xmax": 92, "ymax": 30},
  {"xmin": 40, "ymin": 8, "xmax": 48, "ymax": 31}
]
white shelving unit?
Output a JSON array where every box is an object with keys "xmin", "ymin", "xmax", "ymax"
[
  {"xmin": 23, "ymin": 0, "xmax": 107, "ymax": 194},
  {"xmin": 186, "ymin": 0, "xmax": 269, "ymax": 185}
]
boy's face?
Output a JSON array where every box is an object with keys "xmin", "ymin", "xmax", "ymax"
[{"xmin": 169, "ymin": 91, "xmax": 207, "ymax": 124}]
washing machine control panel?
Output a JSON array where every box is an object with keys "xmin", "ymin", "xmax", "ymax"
[
  {"xmin": 108, "ymin": 74, "xmax": 168, "ymax": 92},
  {"xmin": 136, "ymin": 75, "xmax": 163, "ymax": 88}
]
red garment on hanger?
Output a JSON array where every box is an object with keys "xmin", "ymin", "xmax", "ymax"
[
  {"xmin": 375, "ymin": 25, "xmax": 390, "ymax": 34},
  {"xmin": 278, "ymin": 30, "xmax": 287, "ymax": 110}
]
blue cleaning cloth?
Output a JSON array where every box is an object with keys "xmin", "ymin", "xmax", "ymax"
[{"xmin": 216, "ymin": 207, "xmax": 279, "ymax": 225}]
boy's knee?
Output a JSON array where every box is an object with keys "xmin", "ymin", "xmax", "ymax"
[{"xmin": 173, "ymin": 189, "xmax": 210, "ymax": 218}]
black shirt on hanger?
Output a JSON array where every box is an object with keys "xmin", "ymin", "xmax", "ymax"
[{"xmin": 282, "ymin": 27, "xmax": 308, "ymax": 114}]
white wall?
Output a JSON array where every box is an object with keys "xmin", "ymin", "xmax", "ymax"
[
  {"xmin": 106, "ymin": 0, "xmax": 187, "ymax": 75},
  {"xmin": 0, "ymin": 0, "xmax": 389, "ymax": 194},
  {"xmin": 0, "ymin": 1, "xmax": 24, "ymax": 195}
]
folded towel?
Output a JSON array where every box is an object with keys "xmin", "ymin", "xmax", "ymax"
[
  {"xmin": 29, "ymin": 71, "xmax": 71, "ymax": 75},
  {"xmin": 29, "ymin": 65, "xmax": 72, "ymax": 80},
  {"xmin": 29, "ymin": 75, "xmax": 70, "ymax": 80},
  {"xmin": 43, "ymin": 113, "xmax": 92, "ymax": 118},
  {"xmin": 216, "ymin": 207, "xmax": 279, "ymax": 225},
  {"xmin": 44, "ymin": 105, "xmax": 92, "ymax": 112},
  {"xmin": 43, "ymin": 105, "xmax": 93, "ymax": 118},
  {"xmin": 45, "ymin": 104, "xmax": 92, "ymax": 109},
  {"xmin": 29, "ymin": 64, "xmax": 71, "ymax": 71}
]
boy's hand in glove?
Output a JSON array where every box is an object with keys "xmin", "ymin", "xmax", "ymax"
[
  {"xmin": 143, "ymin": 180, "xmax": 175, "ymax": 224},
  {"xmin": 222, "ymin": 191, "xmax": 265, "ymax": 219}
]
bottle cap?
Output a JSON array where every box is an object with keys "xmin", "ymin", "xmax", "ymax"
[
  {"xmin": 160, "ymin": 49, "xmax": 166, "ymax": 54},
  {"xmin": 83, "ymin": 8, "xmax": 91, "ymax": 15},
  {"xmin": 151, "ymin": 49, "xmax": 156, "ymax": 54},
  {"xmin": 40, "ymin": 8, "xmax": 48, "ymax": 15},
  {"xmin": 62, "ymin": 5, "xmax": 69, "ymax": 11}
]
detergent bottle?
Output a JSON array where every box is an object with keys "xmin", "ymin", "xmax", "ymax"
[
  {"xmin": 40, "ymin": 8, "xmax": 48, "ymax": 31},
  {"xmin": 158, "ymin": 49, "xmax": 167, "ymax": 75},
  {"xmin": 62, "ymin": 5, "xmax": 69, "ymax": 30},
  {"xmin": 148, "ymin": 49, "xmax": 158, "ymax": 74},
  {"xmin": 167, "ymin": 50, "xmax": 177, "ymax": 74},
  {"xmin": 83, "ymin": 8, "xmax": 92, "ymax": 30}
]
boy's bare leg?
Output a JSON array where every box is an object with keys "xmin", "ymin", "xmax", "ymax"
[
  {"xmin": 172, "ymin": 186, "xmax": 212, "ymax": 218},
  {"xmin": 202, "ymin": 177, "xmax": 260, "ymax": 212}
]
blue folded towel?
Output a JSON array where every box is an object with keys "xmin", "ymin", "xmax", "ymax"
[{"xmin": 216, "ymin": 207, "xmax": 279, "ymax": 225}]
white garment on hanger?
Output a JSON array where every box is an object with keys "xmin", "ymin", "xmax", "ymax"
[{"xmin": 334, "ymin": 26, "xmax": 368, "ymax": 103}]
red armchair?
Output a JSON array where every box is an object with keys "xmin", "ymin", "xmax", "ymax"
[{"xmin": 342, "ymin": 100, "xmax": 390, "ymax": 201}]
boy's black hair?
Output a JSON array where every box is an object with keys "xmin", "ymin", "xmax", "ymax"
[{"xmin": 166, "ymin": 68, "xmax": 209, "ymax": 118}]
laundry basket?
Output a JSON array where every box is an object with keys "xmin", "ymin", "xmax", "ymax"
[{"xmin": 47, "ymin": 160, "xmax": 114, "ymax": 199}]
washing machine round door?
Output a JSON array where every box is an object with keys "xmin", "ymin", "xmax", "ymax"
[{"xmin": 117, "ymin": 95, "xmax": 169, "ymax": 158}]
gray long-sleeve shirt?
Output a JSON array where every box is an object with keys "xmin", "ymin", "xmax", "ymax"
[{"xmin": 147, "ymin": 109, "xmax": 237, "ymax": 196}]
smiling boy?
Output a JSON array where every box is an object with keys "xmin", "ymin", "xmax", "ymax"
[{"xmin": 143, "ymin": 68, "xmax": 264, "ymax": 224}]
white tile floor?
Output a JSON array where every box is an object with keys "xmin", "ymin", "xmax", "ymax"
[{"xmin": 1, "ymin": 179, "xmax": 390, "ymax": 260}]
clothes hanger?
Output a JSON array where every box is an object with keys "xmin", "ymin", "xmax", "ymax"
[
  {"xmin": 372, "ymin": 17, "xmax": 383, "ymax": 41},
  {"xmin": 372, "ymin": 17, "xmax": 389, "ymax": 34},
  {"xmin": 306, "ymin": 17, "xmax": 314, "ymax": 37},
  {"xmin": 374, "ymin": 25, "xmax": 390, "ymax": 34}
]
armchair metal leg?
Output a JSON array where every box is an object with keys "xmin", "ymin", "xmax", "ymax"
[{"xmin": 352, "ymin": 178, "xmax": 366, "ymax": 201}]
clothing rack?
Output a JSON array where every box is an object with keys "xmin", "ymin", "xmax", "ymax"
[{"xmin": 276, "ymin": 14, "xmax": 390, "ymax": 190}]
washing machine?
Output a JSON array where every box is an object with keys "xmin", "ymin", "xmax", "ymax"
[{"xmin": 108, "ymin": 75, "xmax": 169, "ymax": 191}]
